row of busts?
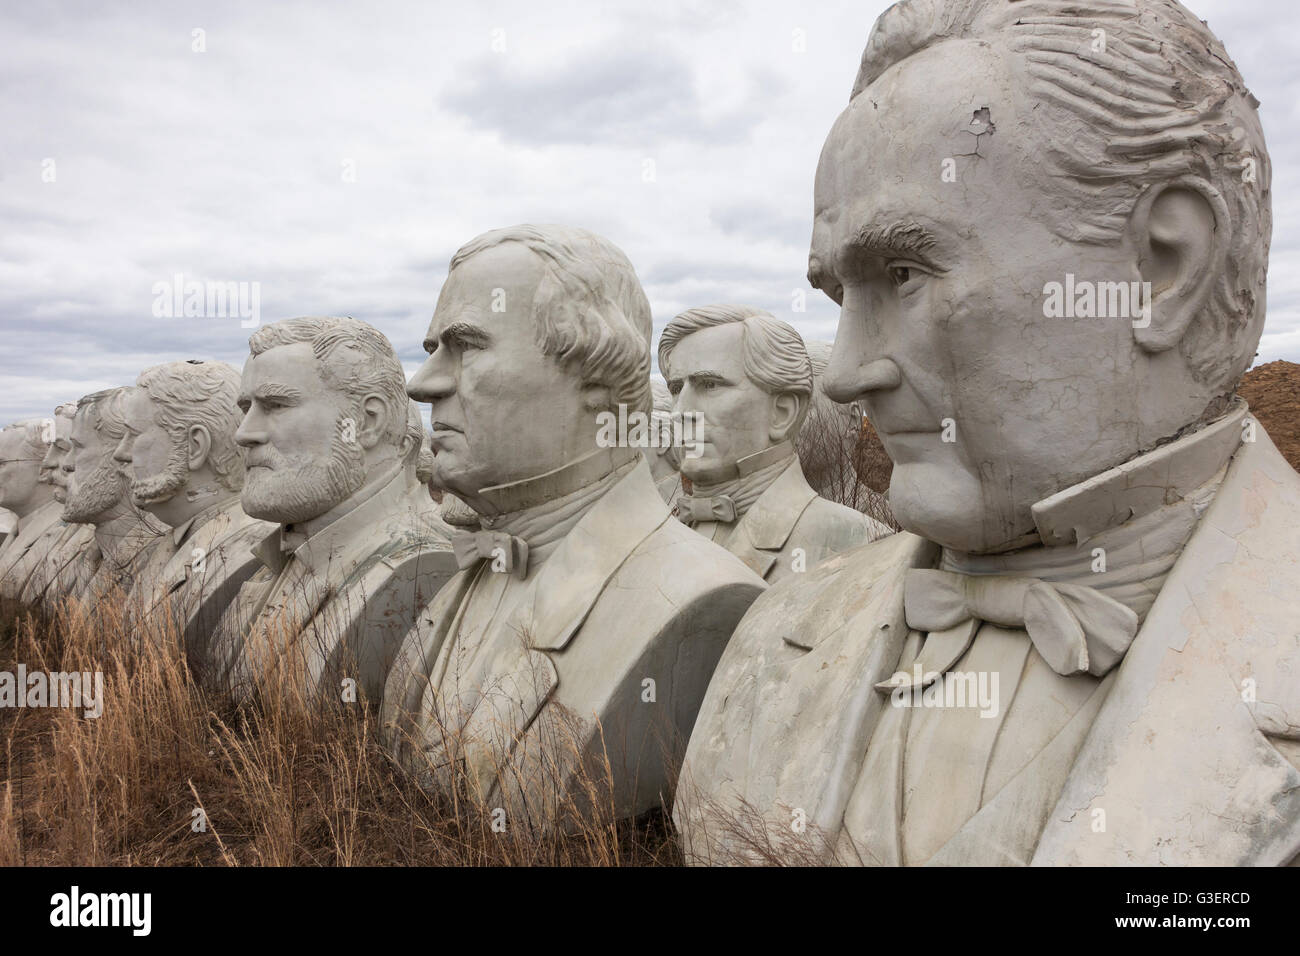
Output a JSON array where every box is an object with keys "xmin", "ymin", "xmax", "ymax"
[{"xmin": 0, "ymin": 229, "xmax": 892, "ymax": 840}]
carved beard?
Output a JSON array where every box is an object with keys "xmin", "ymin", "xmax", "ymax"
[
  {"xmin": 130, "ymin": 443, "xmax": 191, "ymax": 508},
  {"xmin": 241, "ymin": 420, "xmax": 365, "ymax": 525},
  {"xmin": 63, "ymin": 457, "xmax": 126, "ymax": 523}
]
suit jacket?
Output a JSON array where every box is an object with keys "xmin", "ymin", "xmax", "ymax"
[
  {"xmin": 717, "ymin": 457, "xmax": 891, "ymax": 582},
  {"xmin": 0, "ymin": 500, "xmax": 66, "ymax": 601},
  {"xmin": 17, "ymin": 521, "xmax": 96, "ymax": 607},
  {"xmin": 127, "ymin": 496, "xmax": 274, "ymax": 656},
  {"xmin": 208, "ymin": 472, "xmax": 457, "ymax": 704},
  {"xmin": 382, "ymin": 457, "xmax": 767, "ymax": 833},
  {"xmin": 676, "ymin": 421, "xmax": 1300, "ymax": 866}
]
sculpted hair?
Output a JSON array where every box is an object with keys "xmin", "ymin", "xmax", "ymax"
[
  {"xmin": 449, "ymin": 224, "xmax": 654, "ymax": 416},
  {"xmin": 658, "ymin": 304, "xmax": 814, "ymax": 433},
  {"xmin": 2, "ymin": 418, "xmax": 54, "ymax": 461},
  {"xmin": 850, "ymin": 0, "xmax": 1270, "ymax": 396},
  {"xmin": 78, "ymin": 387, "xmax": 130, "ymax": 441},
  {"xmin": 248, "ymin": 316, "xmax": 409, "ymax": 448},
  {"xmin": 136, "ymin": 360, "xmax": 246, "ymax": 492}
]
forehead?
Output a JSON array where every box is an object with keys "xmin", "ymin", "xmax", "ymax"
[
  {"xmin": 70, "ymin": 408, "xmax": 99, "ymax": 444},
  {"xmin": 667, "ymin": 323, "xmax": 746, "ymax": 375},
  {"xmin": 429, "ymin": 244, "xmax": 546, "ymax": 330},
  {"xmin": 242, "ymin": 342, "xmax": 321, "ymax": 391},
  {"xmin": 812, "ymin": 39, "xmax": 1021, "ymax": 252},
  {"xmin": 124, "ymin": 386, "xmax": 154, "ymax": 422}
]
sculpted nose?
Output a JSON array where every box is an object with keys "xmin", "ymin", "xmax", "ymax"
[
  {"xmin": 824, "ymin": 294, "xmax": 902, "ymax": 403},
  {"xmin": 111, "ymin": 436, "xmax": 132, "ymax": 465},
  {"xmin": 407, "ymin": 353, "xmax": 455, "ymax": 403},
  {"xmin": 234, "ymin": 409, "xmax": 265, "ymax": 448}
]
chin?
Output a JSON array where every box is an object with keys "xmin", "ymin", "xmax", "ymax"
[{"xmin": 888, "ymin": 462, "xmax": 1021, "ymax": 555}]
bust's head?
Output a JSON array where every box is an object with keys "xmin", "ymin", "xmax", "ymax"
[
  {"xmin": 811, "ymin": 0, "xmax": 1270, "ymax": 553},
  {"xmin": 236, "ymin": 316, "xmax": 409, "ymax": 525},
  {"xmin": 408, "ymin": 224, "xmax": 652, "ymax": 510},
  {"xmin": 659, "ymin": 305, "xmax": 813, "ymax": 484},
  {"xmin": 40, "ymin": 404, "xmax": 77, "ymax": 503},
  {"xmin": 113, "ymin": 360, "xmax": 245, "ymax": 527},
  {"xmin": 64, "ymin": 388, "xmax": 131, "ymax": 525},
  {"xmin": 0, "ymin": 418, "xmax": 54, "ymax": 515}
]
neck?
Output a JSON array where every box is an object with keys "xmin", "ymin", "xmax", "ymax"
[
  {"xmin": 150, "ymin": 483, "xmax": 237, "ymax": 530},
  {"xmin": 688, "ymin": 442, "xmax": 795, "ymax": 519}
]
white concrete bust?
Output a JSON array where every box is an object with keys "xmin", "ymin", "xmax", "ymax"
[
  {"xmin": 208, "ymin": 316, "xmax": 454, "ymax": 703},
  {"xmin": 0, "ymin": 417, "xmax": 62, "ymax": 597},
  {"xmin": 4, "ymin": 403, "xmax": 95, "ymax": 603},
  {"xmin": 113, "ymin": 359, "xmax": 274, "ymax": 651},
  {"xmin": 383, "ymin": 224, "xmax": 766, "ymax": 833},
  {"xmin": 44, "ymin": 388, "xmax": 165, "ymax": 605},
  {"xmin": 677, "ymin": 0, "xmax": 1296, "ymax": 866},
  {"xmin": 659, "ymin": 304, "xmax": 889, "ymax": 582}
]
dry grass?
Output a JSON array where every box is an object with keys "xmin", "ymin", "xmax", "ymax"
[{"xmin": 0, "ymin": 592, "xmax": 684, "ymax": 866}]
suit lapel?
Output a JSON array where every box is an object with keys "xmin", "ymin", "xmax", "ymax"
[
  {"xmin": 725, "ymin": 459, "xmax": 817, "ymax": 580},
  {"xmin": 1036, "ymin": 428, "xmax": 1300, "ymax": 865},
  {"xmin": 746, "ymin": 532, "xmax": 937, "ymax": 846}
]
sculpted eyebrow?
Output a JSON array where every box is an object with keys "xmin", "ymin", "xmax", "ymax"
[
  {"xmin": 847, "ymin": 221, "xmax": 947, "ymax": 268},
  {"xmin": 426, "ymin": 321, "xmax": 491, "ymax": 352},
  {"xmin": 253, "ymin": 384, "xmax": 303, "ymax": 402}
]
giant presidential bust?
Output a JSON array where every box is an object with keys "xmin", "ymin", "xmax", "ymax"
[
  {"xmin": 24, "ymin": 389, "xmax": 163, "ymax": 608},
  {"xmin": 208, "ymin": 316, "xmax": 456, "ymax": 703},
  {"xmin": 0, "ymin": 417, "xmax": 60, "ymax": 598},
  {"xmin": 114, "ymin": 360, "xmax": 273, "ymax": 653},
  {"xmin": 676, "ymin": 0, "xmax": 1297, "ymax": 866},
  {"xmin": 2, "ymin": 403, "xmax": 95, "ymax": 604},
  {"xmin": 660, "ymin": 305, "xmax": 891, "ymax": 582},
  {"xmin": 382, "ymin": 224, "xmax": 766, "ymax": 834}
]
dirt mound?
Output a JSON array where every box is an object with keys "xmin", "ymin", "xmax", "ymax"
[
  {"xmin": 1238, "ymin": 360, "xmax": 1300, "ymax": 471},
  {"xmin": 856, "ymin": 359, "xmax": 1300, "ymax": 493}
]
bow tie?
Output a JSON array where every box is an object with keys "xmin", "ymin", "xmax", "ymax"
[
  {"xmin": 887, "ymin": 567, "xmax": 1139, "ymax": 685},
  {"xmin": 450, "ymin": 530, "xmax": 529, "ymax": 580},
  {"xmin": 675, "ymin": 494, "xmax": 737, "ymax": 525}
]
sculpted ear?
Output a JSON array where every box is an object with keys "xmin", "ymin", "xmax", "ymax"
[
  {"xmin": 356, "ymin": 395, "xmax": 389, "ymax": 449},
  {"xmin": 1128, "ymin": 178, "xmax": 1225, "ymax": 353},
  {"xmin": 187, "ymin": 425, "xmax": 212, "ymax": 471},
  {"xmin": 769, "ymin": 392, "xmax": 806, "ymax": 443}
]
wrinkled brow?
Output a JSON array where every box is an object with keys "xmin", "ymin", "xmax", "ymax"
[
  {"xmin": 425, "ymin": 320, "xmax": 492, "ymax": 353},
  {"xmin": 253, "ymin": 384, "xmax": 303, "ymax": 402},
  {"xmin": 848, "ymin": 221, "xmax": 941, "ymax": 262}
]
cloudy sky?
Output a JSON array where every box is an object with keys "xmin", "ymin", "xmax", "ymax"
[{"xmin": 1, "ymin": 0, "xmax": 1297, "ymax": 422}]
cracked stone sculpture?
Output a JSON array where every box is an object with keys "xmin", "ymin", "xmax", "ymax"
[
  {"xmin": 114, "ymin": 360, "xmax": 274, "ymax": 654},
  {"xmin": 382, "ymin": 224, "xmax": 766, "ymax": 834},
  {"xmin": 2, "ymin": 404, "xmax": 94, "ymax": 602},
  {"xmin": 207, "ymin": 316, "xmax": 457, "ymax": 704},
  {"xmin": 660, "ymin": 305, "xmax": 891, "ymax": 583},
  {"xmin": 676, "ymin": 0, "xmax": 1297, "ymax": 866},
  {"xmin": 24, "ymin": 390, "xmax": 162, "ymax": 607},
  {"xmin": 0, "ymin": 417, "xmax": 62, "ymax": 598}
]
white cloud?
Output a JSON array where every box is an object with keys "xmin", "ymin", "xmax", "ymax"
[{"xmin": 0, "ymin": 0, "xmax": 1296, "ymax": 422}]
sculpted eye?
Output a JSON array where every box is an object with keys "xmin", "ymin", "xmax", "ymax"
[{"xmin": 887, "ymin": 261, "xmax": 929, "ymax": 293}]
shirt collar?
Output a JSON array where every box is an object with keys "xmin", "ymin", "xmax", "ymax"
[
  {"xmin": 253, "ymin": 465, "xmax": 409, "ymax": 576},
  {"xmin": 1031, "ymin": 398, "xmax": 1248, "ymax": 547},
  {"xmin": 475, "ymin": 445, "xmax": 641, "ymax": 518},
  {"xmin": 170, "ymin": 494, "xmax": 240, "ymax": 547}
]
